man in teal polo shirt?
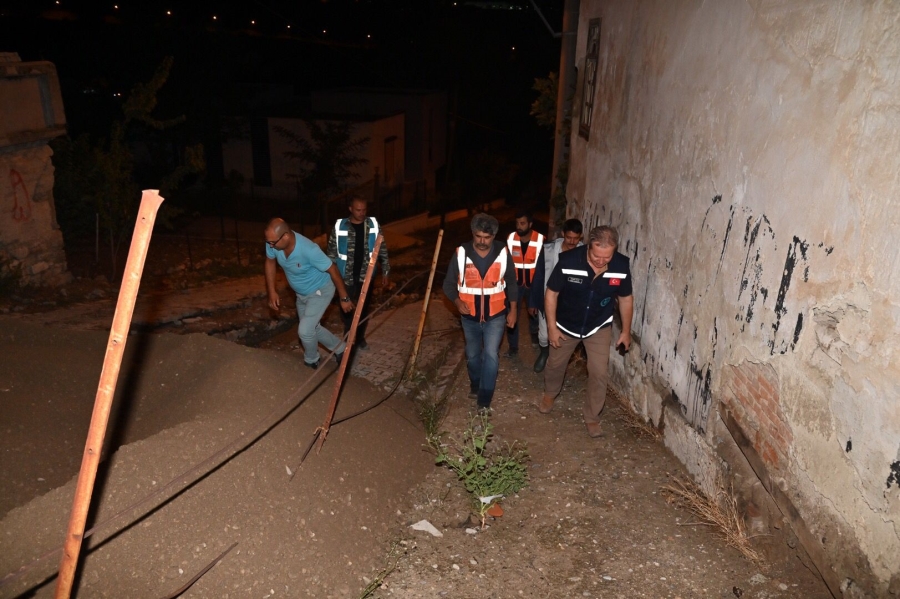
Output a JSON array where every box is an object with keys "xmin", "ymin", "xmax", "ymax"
[{"xmin": 264, "ymin": 218, "xmax": 355, "ymax": 369}]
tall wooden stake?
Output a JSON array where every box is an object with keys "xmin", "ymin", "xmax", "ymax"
[
  {"xmin": 406, "ymin": 229, "xmax": 443, "ymax": 379},
  {"xmin": 316, "ymin": 234, "xmax": 383, "ymax": 452},
  {"xmin": 54, "ymin": 190, "xmax": 165, "ymax": 599}
]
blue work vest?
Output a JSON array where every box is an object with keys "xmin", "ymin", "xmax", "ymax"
[{"xmin": 333, "ymin": 217, "xmax": 380, "ymax": 277}]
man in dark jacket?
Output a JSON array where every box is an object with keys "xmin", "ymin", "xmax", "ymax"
[
  {"xmin": 539, "ymin": 225, "xmax": 634, "ymax": 437},
  {"xmin": 443, "ymin": 213, "xmax": 518, "ymax": 410}
]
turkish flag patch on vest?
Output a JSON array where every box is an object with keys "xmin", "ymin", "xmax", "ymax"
[{"xmin": 609, "ymin": 278, "xmax": 621, "ymax": 286}]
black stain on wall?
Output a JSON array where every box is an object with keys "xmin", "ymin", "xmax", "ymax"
[
  {"xmin": 771, "ymin": 236, "xmax": 809, "ymax": 354},
  {"xmin": 712, "ymin": 194, "xmax": 722, "ymax": 204},
  {"xmin": 887, "ymin": 461, "xmax": 900, "ymax": 489},
  {"xmin": 716, "ymin": 206, "xmax": 735, "ymax": 278},
  {"xmin": 845, "ymin": 439, "xmax": 852, "ymax": 453},
  {"xmin": 790, "ymin": 313, "xmax": 804, "ymax": 350},
  {"xmin": 683, "ymin": 360, "xmax": 712, "ymax": 434}
]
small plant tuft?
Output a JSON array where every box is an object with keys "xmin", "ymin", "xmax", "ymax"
[{"xmin": 429, "ymin": 412, "xmax": 529, "ymax": 527}]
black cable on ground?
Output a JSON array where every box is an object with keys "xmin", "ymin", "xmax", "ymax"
[{"xmin": 0, "ymin": 268, "xmax": 435, "ymax": 591}]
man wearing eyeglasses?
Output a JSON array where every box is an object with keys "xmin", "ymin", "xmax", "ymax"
[{"xmin": 264, "ymin": 218, "xmax": 355, "ymax": 369}]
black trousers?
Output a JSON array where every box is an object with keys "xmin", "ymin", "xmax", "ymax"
[{"xmin": 340, "ymin": 282, "xmax": 371, "ymax": 343}]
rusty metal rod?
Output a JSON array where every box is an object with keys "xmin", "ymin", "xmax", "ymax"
[
  {"xmin": 406, "ymin": 229, "xmax": 443, "ymax": 379},
  {"xmin": 316, "ymin": 234, "xmax": 383, "ymax": 453},
  {"xmin": 54, "ymin": 190, "xmax": 165, "ymax": 599}
]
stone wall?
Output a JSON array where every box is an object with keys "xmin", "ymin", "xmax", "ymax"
[
  {"xmin": 567, "ymin": 1, "xmax": 900, "ymax": 595},
  {"xmin": 0, "ymin": 144, "xmax": 69, "ymax": 286}
]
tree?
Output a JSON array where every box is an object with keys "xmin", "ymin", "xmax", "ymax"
[
  {"xmin": 530, "ymin": 72, "xmax": 559, "ymax": 132},
  {"xmin": 274, "ymin": 120, "xmax": 369, "ymax": 227},
  {"xmin": 52, "ymin": 57, "xmax": 205, "ymax": 278}
]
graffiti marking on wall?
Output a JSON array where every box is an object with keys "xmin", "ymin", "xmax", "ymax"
[{"xmin": 9, "ymin": 169, "xmax": 32, "ymax": 222}]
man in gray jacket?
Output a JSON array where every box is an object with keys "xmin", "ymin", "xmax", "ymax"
[{"xmin": 529, "ymin": 218, "xmax": 583, "ymax": 372}]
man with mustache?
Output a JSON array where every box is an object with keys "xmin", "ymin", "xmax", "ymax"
[{"xmin": 443, "ymin": 213, "xmax": 518, "ymax": 411}]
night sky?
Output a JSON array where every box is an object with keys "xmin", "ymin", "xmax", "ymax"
[{"xmin": 2, "ymin": 0, "xmax": 562, "ymax": 197}]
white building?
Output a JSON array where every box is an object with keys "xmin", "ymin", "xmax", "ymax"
[{"xmin": 565, "ymin": 2, "xmax": 900, "ymax": 596}]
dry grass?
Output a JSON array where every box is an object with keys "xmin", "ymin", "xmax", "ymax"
[
  {"xmin": 608, "ymin": 387, "xmax": 662, "ymax": 439},
  {"xmin": 662, "ymin": 476, "xmax": 763, "ymax": 564}
]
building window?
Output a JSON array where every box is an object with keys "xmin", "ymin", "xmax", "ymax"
[{"xmin": 578, "ymin": 18, "xmax": 601, "ymax": 140}]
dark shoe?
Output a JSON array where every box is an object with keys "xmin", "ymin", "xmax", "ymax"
[
  {"xmin": 538, "ymin": 395, "xmax": 555, "ymax": 414},
  {"xmin": 305, "ymin": 360, "xmax": 320, "ymax": 370},
  {"xmin": 468, "ymin": 384, "xmax": 479, "ymax": 400},
  {"xmin": 334, "ymin": 351, "xmax": 345, "ymax": 365},
  {"xmin": 503, "ymin": 348, "xmax": 518, "ymax": 358},
  {"xmin": 476, "ymin": 404, "xmax": 492, "ymax": 416},
  {"xmin": 356, "ymin": 339, "xmax": 369, "ymax": 351},
  {"xmin": 533, "ymin": 345, "xmax": 550, "ymax": 373}
]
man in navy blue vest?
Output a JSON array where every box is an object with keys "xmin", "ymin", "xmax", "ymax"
[
  {"xmin": 539, "ymin": 225, "xmax": 634, "ymax": 438},
  {"xmin": 326, "ymin": 197, "xmax": 390, "ymax": 350}
]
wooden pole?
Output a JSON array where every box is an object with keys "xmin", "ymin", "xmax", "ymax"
[
  {"xmin": 406, "ymin": 229, "xmax": 443, "ymax": 379},
  {"xmin": 54, "ymin": 190, "xmax": 165, "ymax": 599},
  {"xmin": 316, "ymin": 234, "xmax": 383, "ymax": 453}
]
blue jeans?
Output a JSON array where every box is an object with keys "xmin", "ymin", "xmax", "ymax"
[
  {"xmin": 461, "ymin": 314, "xmax": 506, "ymax": 407},
  {"xmin": 506, "ymin": 283, "xmax": 539, "ymax": 351},
  {"xmin": 296, "ymin": 280, "xmax": 346, "ymax": 365}
]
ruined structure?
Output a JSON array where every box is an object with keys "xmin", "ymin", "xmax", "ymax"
[
  {"xmin": 0, "ymin": 53, "xmax": 69, "ymax": 286},
  {"xmin": 566, "ymin": 2, "xmax": 900, "ymax": 596}
]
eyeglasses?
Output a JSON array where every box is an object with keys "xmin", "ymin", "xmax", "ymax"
[{"xmin": 266, "ymin": 232, "xmax": 287, "ymax": 247}]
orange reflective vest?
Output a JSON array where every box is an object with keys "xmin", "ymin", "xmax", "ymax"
[
  {"xmin": 507, "ymin": 231, "xmax": 544, "ymax": 287},
  {"xmin": 456, "ymin": 246, "xmax": 509, "ymax": 321}
]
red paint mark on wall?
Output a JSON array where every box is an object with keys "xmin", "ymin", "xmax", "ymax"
[{"xmin": 10, "ymin": 169, "xmax": 32, "ymax": 222}]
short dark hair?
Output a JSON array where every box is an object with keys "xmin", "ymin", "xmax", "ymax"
[
  {"xmin": 348, "ymin": 196, "xmax": 367, "ymax": 207},
  {"xmin": 514, "ymin": 208, "xmax": 533, "ymax": 222},
  {"xmin": 562, "ymin": 218, "xmax": 583, "ymax": 235},
  {"xmin": 588, "ymin": 225, "xmax": 619, "ymax": 249},
  {"xmin": 471, "ymin": 213, "xmax": 499, "ymax": 236}
]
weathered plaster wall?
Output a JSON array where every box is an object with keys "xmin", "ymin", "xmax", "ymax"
[
  {"xmin": 0, "ymin": 54, "xmax": 69, "ymax": 286},
  {"xmin": 567, "ymin": 1, "xmax": 900, "ymax": 595}
]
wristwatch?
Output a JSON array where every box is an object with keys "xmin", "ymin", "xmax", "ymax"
[{"xmin": 340, "ymin": 297, "xmax": 351, "ymax": 303}]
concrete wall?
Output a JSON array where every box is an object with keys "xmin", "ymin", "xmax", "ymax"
[
  {"xmin": 0, "ymin": 54, "xmax": 69, "ymax": 286},
  {"xmin": 567, "ymin": 1, "xmax": 900, "ymax": 595}
]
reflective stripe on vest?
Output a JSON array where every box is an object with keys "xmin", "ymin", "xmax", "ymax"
[
  {"xmin": 557, "ymin": 314, "xmax": 613, "ymax": 339},
  {"xmin": 456, "ymin": 247, "xmax": 508, "ymax": 321}
]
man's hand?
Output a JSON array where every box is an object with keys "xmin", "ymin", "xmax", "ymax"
[
  {"xmin": 340, "ymin": 298, "xmax": 355, "ymax": 313},
  {"xmin": 616, "ymin": 332, "xmax": 631, "ymax": 352},
  {"xmin": 267, "ymin": 293, "xmax": 281, "ymax": 312},
  {"xmin": 381, "ymin": 274, "xmax": 390, "ymax": 290},
  {"xmin": 454, "ymin": 298, "xmax": 471, "ymax": 315},
  {"xmin": 548, "ymin": 324, "xmax": 564, "ymax": 348},
  {"xmin": 527, "ymin": 306, "xmax": 538, "ymax": 317},
  {"xmin": 506, "ymin": 310, "xmax": 517, "ymax": 329}
]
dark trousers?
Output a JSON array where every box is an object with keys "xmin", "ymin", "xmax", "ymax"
[
  {"xmin": 340, "ymin": 282, "xmax": 371, "ymax": 343},
  {"xmin": 506, "ymin": 283, "xmax": 539, "ymax": 350}
]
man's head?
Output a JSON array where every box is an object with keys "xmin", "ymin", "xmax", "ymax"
[
  {"xmin": 470, "ymin": 213, "xmax": 499, "ymax": 252},
  {"xmin": 348, "ymin": 197, "xmax": 368, "ymax": 224},
  {"xmin": 265, "ymin": 218, "xmax": 292, "ymax": 251},
  {"xmin": 514, "ymin": 209, "xmax": 533, "ymax": 237},
  {"xmin": 586, "ymin": 225, "xmax": 619, "ymax": 270},
  {"xmin": 561, "ymin": 218, "xmax": 583, "ymax": 252}
]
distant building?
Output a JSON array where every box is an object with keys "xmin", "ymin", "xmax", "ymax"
[
  {"xmin": 310, "ymin": 88, "xmax": 447, "ymax": 193},
  {"xmin": 0, "ymin": 53, "xmax": 70, "ymax": 286},
  {"xmin": 221, "ymin": 109, "xmax": 404, "ymax": 203}
]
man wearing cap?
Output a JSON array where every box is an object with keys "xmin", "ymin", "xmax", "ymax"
[
  {"xmin": 443, "ymin": 213, "xmax": 518, "ymax": 411},
  {"xmin": 264, "ymin": 218, "xmax": 354, "ymax": 369},
  {"xmin": 327, "ymin": 196, "xmax": 390, "ymax": 350},
  {"xmin": 539, "ymin": 225, "xmax": 633, "ymax": 438}
]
